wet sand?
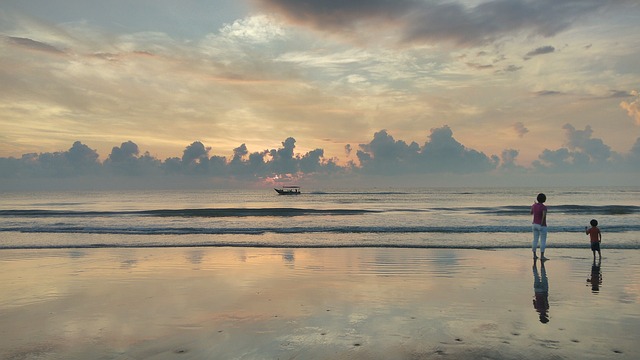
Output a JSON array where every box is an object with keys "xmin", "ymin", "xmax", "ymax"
[{"xmin": 1, "ymin": 247, "xmax": 639, "ymax": 359}]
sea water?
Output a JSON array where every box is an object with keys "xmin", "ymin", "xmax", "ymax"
[{"xmin": 1, "ymin": 187, "xmax": 638, "ymax": 249}]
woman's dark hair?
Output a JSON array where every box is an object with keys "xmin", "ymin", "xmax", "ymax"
[
  {"xmin": 536, "ymin": 193, "xmax": 546, "ymax": 203},
  {"xmin": 590, "ymin": 219, "xmax": 598, "ymax": 226}
]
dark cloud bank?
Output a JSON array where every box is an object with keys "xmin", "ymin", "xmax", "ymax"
[
  {"xmin": 255, "ymin": 0, "xmax": 628, "ymax": 46},
  {"xmin": 1, "ymin": 125, "xmax": 639, "ymax": 190}
]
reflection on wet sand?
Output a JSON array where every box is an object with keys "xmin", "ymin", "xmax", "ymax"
[
  {"xmin": 587, "ymin": 259, "xmax": 602, "ymax": 293},
  {"xmin": 1, "ymin": 248, "xmax": 639, "ymax": 360},
  {"xmin": 533, "ymin": 260, "xmax": 549, "ymax": 324}
]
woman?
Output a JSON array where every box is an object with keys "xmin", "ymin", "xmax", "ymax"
[{"xmin": 531, "ymin": 193, "xmax": 548, "ymax": 260}]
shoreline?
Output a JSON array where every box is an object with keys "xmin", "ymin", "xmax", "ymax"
[
  {"xmin": 2, "ymin": 230, "xmax": 639, "ymax": 250},
  {"xmin": 1, "ymin": 247, "xmax": 638, "ymax": 359}
]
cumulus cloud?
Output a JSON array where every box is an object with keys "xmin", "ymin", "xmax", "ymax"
[
  {"xmin": 108, "ymin": 141, "xmax": 139, "ymax": 162},
  {"xmin": 0, "ymin": 141, "xmax": 100, "ymax": 178},
  {"xmin": 356, "ymin": 126, "xmax": 498, "ymax": 174},
  {"xmin": 254, "ymin": 0, "xmax": 618, "ymax": 47},
  {"xmin": 0, "ymin": 127, "xmax": 500, "ymax": 183},
  {"xmin": 1, "ymin": 126, "xmax": 639, "ymax": 188},
  {"xmin": 66, "ymin": 141, "xmax": 99, "ymax": 167},
  {"xmin": 562, "ymin": 124, "xmax": 611, "ymax": 162},
  {"xmin": 299, "ymin": 148, "xmax": 326, "ymax": 173},
  {"xmin": 533, "ymin": 124, "xmax": 619, "ymax": 171},
  {"xmin": 357, "ymin": 129, "xmax": 420, "ymax": 174},
  {"xmin": 182, "ymin": 141, "xmax": 211, "ymax": 164},
  {"xmin": 533, "ymin": 147, "xmax": 572, "ymax": 171},
  {"xmin": 269, "ymin": 137, "xmax": 297, "ymax": 175},
  {"xmin": 180, "ymin": 141, "xmax": 213, "ymax": 175},
  {"xmin": 105, "ymin": 141, "xmax": 161, "ymax": 176},
  {"xmin": 500, "ymin": 149, "xmax": 520, "ymax": 169},
  {"xmin": 620, "ymin": 90, "xmax": 640, "ymax": 125},
  {"xmin": 512, "ymin": 122, "xmax": 529, "ymax": 138},
  {"xmin": 420, "ymin": 126, "xmax": 499, "ymax": 173},
  {"xmin": 232, "ymin": 144, "xmax": 249, "ymax": 163}
]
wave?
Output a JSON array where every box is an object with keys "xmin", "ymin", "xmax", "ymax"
[
  {"xmin": 2, "ymin": 204, "xmax": 638, "ymax": 218},
  {"xmin": 309, "ymin": 191, "xmax": 412, "ymax": 195},
  {"xmin": 3, "ymin": 224, "xmax": 639, "ymax": 235},
  {"xmin": 432, "ymin": 205, "xmax": 640, "ymax": 216},
  {"xmin": 552, "ymin": 205, "xmax": 640, "ymax": 215},
  {"xmin": 0, "ymin": 208, "xmax": 377, "ymax": 218}
]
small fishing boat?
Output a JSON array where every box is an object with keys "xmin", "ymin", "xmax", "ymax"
[{"xmin": 274, "ymin": 186, "xmax": 301, "ymax": 195}]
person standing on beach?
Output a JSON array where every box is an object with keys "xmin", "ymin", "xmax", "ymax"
[
  {"xmin": 531, "ymin": 193, "xmax": 548, "ymax": 260},
  {"xmin": 585, "ymin": 219, "xmax": 602, "ymax": 261}
]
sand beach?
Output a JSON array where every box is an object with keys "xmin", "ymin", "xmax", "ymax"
[{"xmin": 1, "ymin": 246, "xmax": 638, "ymax": 360}]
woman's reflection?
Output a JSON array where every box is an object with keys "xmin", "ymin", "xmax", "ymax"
[
  {"xmin": 533, "ymin": 259, "xmax": 549, "ymax": 324},
  {"xmin": 587, "ymin": 259, "xmax": 602, "ymax": 293}
]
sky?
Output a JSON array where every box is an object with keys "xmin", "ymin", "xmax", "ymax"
[{"xmin": 1, "ymin": 0, "xmax": 639, "ymax": 189}]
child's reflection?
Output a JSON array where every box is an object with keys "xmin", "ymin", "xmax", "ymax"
[
  {"xmin": 533, "ymin": 259, "xmax": 549, "ymax": 324},
  {"xmin": 587, "ymin": 259, "xmax": 602, "ymax": 293}
]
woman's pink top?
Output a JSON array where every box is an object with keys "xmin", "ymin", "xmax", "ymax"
[{"xmin": 531, "ymin": 203, "xmax": 547, "ymax": 226}]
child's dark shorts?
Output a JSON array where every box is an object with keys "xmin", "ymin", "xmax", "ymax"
[{"xmin": 591, "ymin": 242, "xmax": 601, "ymax": 251}]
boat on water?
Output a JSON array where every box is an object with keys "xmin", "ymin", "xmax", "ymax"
[{"xmin": 274, "ymin": 186, "xmax": 301, "ymax": 195}]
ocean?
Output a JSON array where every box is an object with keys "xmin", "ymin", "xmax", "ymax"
[{"xmin": 1, "ymin": 186, "xmax": 639, "ymax": 250}]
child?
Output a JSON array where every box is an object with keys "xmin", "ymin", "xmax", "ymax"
[{"xmin": 585, "ymin": 219, "xmax": 602, "ymax": 260}]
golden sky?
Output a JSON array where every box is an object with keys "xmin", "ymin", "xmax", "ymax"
[{"xmin": 1, "ymin": 1, "xmax": 639, "ymax": 187}]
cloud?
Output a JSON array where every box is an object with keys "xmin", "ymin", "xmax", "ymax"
[
  {"xmin": 620, "ymin": 90, "xmax": 640, "ymax": 125},
  {"xmin": 1, "ymin": 125, "xmax": 639, "ymax": 189},
  {"xmin": 0, "ymin": 141, "xmax": 100, "ymax": 178},
  {"xmin": 502, "ymin": 64, "xmax": 522, "ymax": 73},
  {"xmin": 180, "ymin": 141, "xmax": 213, "ymax": 175},
  {"xmin": 533, "ymin": 124, "xmax": 619, "ymax": 171},
  {"xmin": 357, "ymin": 129, "xmax": 420, "ymax": 174},
  {"xmin": 299, "ymin": 148, "xmax": 326, "ymax": 173},
  {"xmin": 466, "ymin": 62, "xmax": 493, "ymax": 70},
  {"xmin": 345, "ymin": 144, "xmax": 353, "ymax": 157},
  {"xmin": 254, "ymin": 0, "xmax": 618, "ymax": 47},
  {"xmin": 1, "ymin": 128, "xmax": 501, "ymax": 183},
  {"xmin": 182, "ymin": 141, "xmax": 211, "ymax": 164},
  {"xmin": 269, "ymin": 137, "xmax": 297, "ymax": 174},
  {"xmin": 562, "ymin": 124, "xmax": 611, "ymax": 162},
  {"xmin": 219, "ymin": 15, "xmax": 286, "ymax": 44},
  {"xmin": 628, "ymin": 138, "xmax": 640, "ymax": 169},
  {"xmin": 524, "ymin": 45, "xmax": 555, "ymax": 60},
  {"xmin": 420, "ymin": 126, "xmax": 499, "ymax": 173},
  {"xmin": 65, "ymin": 141, "xmax": 100, "ymax": 170},
  {"xmin": 609, "ymin": 90, "xmax": 633, "ymax": 98},
  {"xmin": 356, "ymin": 126, "xmax": 499, "ymax": 174},
  {"xmin": 105, "ymin": 141, "xmax": 160, "ymax": 176},
  {"xmin": 512, "ymin": 122, "xmax": 529, "ymax": 138},
  {"xmin": 108, "ymin": 141, "xmax": 139, "ymax": 162},
  {"xmin": 533, "ymin": 147, "xmax": 573, "ymax": 171},
  {"xmin": 5, "ymin": 36, "xmax": 65, "ymax": 55},
  {"xmin": 535, "ymin": 90, "xmax": 563, "ymax": 97},
  {"xmin": 232, "ymin": 144, "xmax": 249, "ymax": 163},
  {"xmin": 500, "ymin": 149, "xmax": 521, "ymax": 169}
]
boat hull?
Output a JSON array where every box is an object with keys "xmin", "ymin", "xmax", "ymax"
[{"xmin": 274, "ymin": 188, "xmax": 301, "ymax": 195}]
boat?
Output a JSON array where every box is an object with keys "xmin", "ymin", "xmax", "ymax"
[{"xmin": 274, "ymin": 185, "xmax": 301, "ymax": 195}]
